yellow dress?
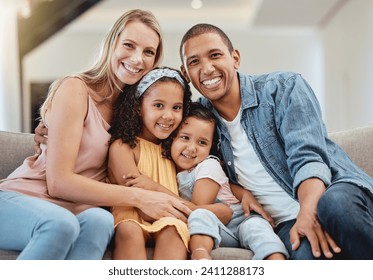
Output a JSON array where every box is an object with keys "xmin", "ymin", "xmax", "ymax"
[{"xmin": 111, "ymin": 137, "xmax": 189, "ymax": 249}]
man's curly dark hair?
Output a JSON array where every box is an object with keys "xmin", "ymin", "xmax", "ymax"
[{"xmin": 109, "ymin": 67, "xmax": 192, "ymax": 149}]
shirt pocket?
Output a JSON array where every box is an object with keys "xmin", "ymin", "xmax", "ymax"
[{"xmin": 250, "ymin": 104, "xmax": 278, "ymax": 149}]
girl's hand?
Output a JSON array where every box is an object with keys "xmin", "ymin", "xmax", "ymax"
[
  {"xmin": 230, "ymin": 183, "xmax": 274, "ymax": 226},
  {"xmin": 124, "ymin": 173, "xmax": 160, "ymax": 191},
  {"xmin": 241, "ymin": 190, "xmax": 275, "ymax": 227},
  {"xmin": 124, "ymin": 173, "xmax": 180, "ymax": 200}
]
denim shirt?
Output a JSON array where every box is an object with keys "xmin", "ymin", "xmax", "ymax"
[{"xmin": 199, "ymin": 71, "xmax": 373, "ymax": 199}]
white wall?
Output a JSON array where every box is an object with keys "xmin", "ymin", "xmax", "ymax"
[
  {"xmin": 321, "ymin": 0, "xmax": 373, "ymax": 132},
  {"xmin": 231, "ymin": 28, "xmax": 323, "ymax": 108}
]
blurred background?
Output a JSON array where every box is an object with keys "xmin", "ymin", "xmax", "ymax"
[{"xmin": 0, "ymin": 0, "xmax": 372, "ymax": 133}]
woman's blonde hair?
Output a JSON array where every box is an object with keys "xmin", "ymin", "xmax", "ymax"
[{"xmin": 40, "ymin": 9, "xmax": 163, "ymax": 121}]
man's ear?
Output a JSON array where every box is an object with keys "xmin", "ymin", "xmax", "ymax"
[
  {"xmin": 233, "ymin": 49, "xmax": 241, "ymax": 70},
  {"xmin": 180, "ymin": 65, "xmax": 191, "ymax": 83}
]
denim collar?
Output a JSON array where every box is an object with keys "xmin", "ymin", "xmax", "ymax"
[{"xmin": 238, "ymin": 72, "xmax": 258, "ymax": 110}]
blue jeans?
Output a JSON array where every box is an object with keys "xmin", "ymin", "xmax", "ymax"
[
  {"xmin": 275, "ymin": 219, "xmax": 316, "ymax": 260},
  {"xmin": 188, "ymin": 206, "xmax": 288, "ymax": 260},
  {"xmin": 276, "ymin": 182, "xmax": 373, "ymax": 260},
  {"xmin": 318, "ymin": 182, "xmax": 373, "ymax": 259},
  {"xmin": 0, "ymin": 191, "xmax": 114, "ymax": 260}
]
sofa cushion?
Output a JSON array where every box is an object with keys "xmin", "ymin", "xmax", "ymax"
[
  {"xmin": 211, "ymin": 247, "xmax": 253, "ymax": 260},
  {"xmin": 0, "ymin": 249, "xmax": 18, "ymax": 260}
]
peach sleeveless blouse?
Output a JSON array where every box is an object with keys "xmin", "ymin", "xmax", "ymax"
[{"xmin": 0, "ymin": 95, "xmax": 111, "ymax": 215}]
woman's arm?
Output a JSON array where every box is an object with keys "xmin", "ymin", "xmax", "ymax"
[{"xmin": 44, "ymin": 78, "xmax": 190, "ymax": 221}]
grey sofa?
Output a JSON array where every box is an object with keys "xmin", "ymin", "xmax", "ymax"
[{"xmin": 1, "ymin": 125, "xmax": 373, "ymax": 260}]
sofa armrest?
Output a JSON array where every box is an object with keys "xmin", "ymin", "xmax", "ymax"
[{"xmin": 0, "ymin": 131, "xmax": 35, "ymax": 179}]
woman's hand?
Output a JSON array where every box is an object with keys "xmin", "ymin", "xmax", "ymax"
[
  {"xmin": 125, "ymin": 174, "xmax": 192, "ymax": 222},
  {"xmin": 136, "ymin": 189, "xmax": 191, "ymax": 223},
  {"xmin": 136, "ymin": 209, "xmax": 156, "ymax": 223},
  {"xmin": 34, "ymin": 122, "xmax": 48, "ymax": 155}
]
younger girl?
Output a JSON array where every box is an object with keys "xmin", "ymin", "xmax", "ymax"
[
  {"xmin": 163, "ymin": 102, "xmax": 289, "ymax": 260},
  {"xmin": 107, "ymin": 67, "xmax": 192, "ymax": 260}
]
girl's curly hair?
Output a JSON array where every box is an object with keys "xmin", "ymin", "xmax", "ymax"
[
  {"xmin": 109, "ymin": 67, "xmax": 192, "ymax": 148},
  {"xmin": 109, "ymin": 82, "xmax": 141, "ymax": 148},
  {"xmin": 162, "ymin": 102, "xmax": 221, "ymax": 160}
]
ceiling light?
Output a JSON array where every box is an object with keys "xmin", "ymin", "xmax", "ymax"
[{"xmin": 191, "ymin": 0, "xmax": 203, "ymax": 10}]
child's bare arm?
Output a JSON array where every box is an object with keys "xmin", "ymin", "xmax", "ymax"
[
  {"xmin": 190, "ymin": 178, "xmax": 233, "ymax": 225},
  {"xmin": 124, "ymin": 173, "xmax": 179, "ymax": 198},
  {"xmin": 107, "ymin": 139, "xmax": 140, "ymax": 185}
]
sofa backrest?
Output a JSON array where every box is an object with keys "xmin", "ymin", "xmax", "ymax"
[
  {"xmin": 329, "ymin": 125, "xmax": 373, "ymax": 178},
  {"xmin": 1, "ymin": 125, "xmax": 372, "ymax": 180}
]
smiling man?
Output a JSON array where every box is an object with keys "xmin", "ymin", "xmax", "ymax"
[{"xmin": 179, "ymin": 23, "xmax": 373, "ymax": 260}]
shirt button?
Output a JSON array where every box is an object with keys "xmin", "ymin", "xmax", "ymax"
[{"xmin": 227, "ymin": 161, "xmax": 232, "ymax": 166}]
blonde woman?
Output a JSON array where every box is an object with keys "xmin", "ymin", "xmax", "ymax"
[{"xmin": 0, "ymin": 9, "xmax": 190, "ymax": 260}]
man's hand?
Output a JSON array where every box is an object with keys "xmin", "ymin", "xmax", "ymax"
[
  {"xmin": 34, "ymin": 122, "xmax": 48, "ymax": 155},
  {"xmin": 292, "ymin": 178, "xmax": 341, "ymax": 258},
  {"xmin": 290, "ymin": 207, "xmax": 341, "ymax": 258}
]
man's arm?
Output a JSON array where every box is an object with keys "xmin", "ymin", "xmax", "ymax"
[{"xmin": 275, "ymin": 74, "xmax": 340, "ymax": 258}]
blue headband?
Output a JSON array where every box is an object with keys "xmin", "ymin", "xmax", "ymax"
[{"xmin": 136, "ymin": 68, "xmax": 185, "ymax": 97}]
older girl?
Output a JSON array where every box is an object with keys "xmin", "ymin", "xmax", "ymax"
[{"xmin": 107, "ymin": 67, "xmax": 192, "ymax": 260}]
